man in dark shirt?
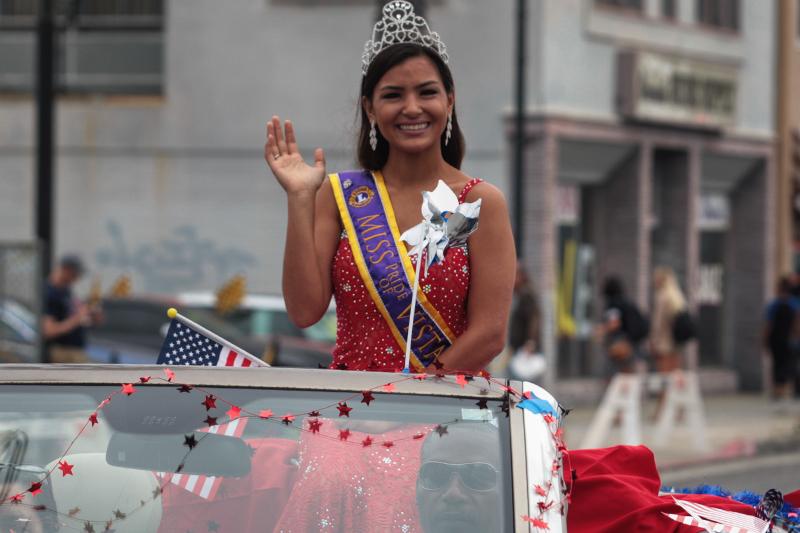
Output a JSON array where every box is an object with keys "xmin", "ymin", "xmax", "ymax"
[
  {"xmin": 764, "ymin": 276, "xmax": 800, "ymax": 400},
  {"xmin": 43, "ymin": 255, "xmax": 91, "ymax": 363}
]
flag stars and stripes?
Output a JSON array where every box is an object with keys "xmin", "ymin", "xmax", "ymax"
[{"xmin": 156, "ymin": 318, "xmax": 257, "ymax": 369}]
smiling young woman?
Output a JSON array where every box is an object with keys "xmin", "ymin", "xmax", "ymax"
[{"xmin": 265, "ymin": 1, "xmax": 515, "ymax": 375}]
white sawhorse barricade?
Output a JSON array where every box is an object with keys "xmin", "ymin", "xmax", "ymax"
[
  {"xmin": 580, "ymin": 370, "xmax": 708, "ymax": 451},
  {"xmin": 652, "ymin": 370, "xmax": 709, "ymax": 452}
]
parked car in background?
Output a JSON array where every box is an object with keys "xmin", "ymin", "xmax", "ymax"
[
  {"xmin": 0, "ymin": 298, "xmax": 38, "ymax": 363},
  {"xmin": 176, "ymin": 292, "xmax": 336, "ymax": 368},
  {"xmin": 0, "ymin": 364, "xmax": 566, "ymax": 532},
  {"xmin": 86, "ymin": 297, "xmax": 270, "ymax": 365}
]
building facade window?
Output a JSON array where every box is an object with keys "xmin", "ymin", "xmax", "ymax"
[
  {"xmin": 696, "ymin": 0, "xmax": 739, "ymax": 32},
  {"xmin": 595, "ymin": 0, "xmax": 643, "ymax": 12},
  {"xmin": 662, "ymin": 0, "xmax": 676, "ymax": 20},
  {"xmin": 0, "ymin": 0, "xmax": 164, "ymax": 94}
]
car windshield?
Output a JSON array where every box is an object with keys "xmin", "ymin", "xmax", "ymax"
[{"xmin": 0, "ymin": 382, "xmax": 512, "ymax": 532}]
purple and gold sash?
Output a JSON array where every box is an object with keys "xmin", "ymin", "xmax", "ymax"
[{"xmin": 330, "ymin": 170, "xmax": 455, "ymax": 371}]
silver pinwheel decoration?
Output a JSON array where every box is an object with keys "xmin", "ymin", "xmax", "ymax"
[{"xmin": 399, "ymin": 180, "xmax": 481, "ymax": 372}]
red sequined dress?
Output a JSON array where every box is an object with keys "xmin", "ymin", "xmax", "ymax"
[{"xmin": 330, "ymin": 178, "xmax": 484, "ymax": 371}]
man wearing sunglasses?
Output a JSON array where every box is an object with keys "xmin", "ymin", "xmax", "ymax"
[{"xmin": 416, "ymin": 423, "xmax": 504, "ymax": 533}]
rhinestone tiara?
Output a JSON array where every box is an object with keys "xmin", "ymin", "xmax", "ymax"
[{"xmin": 362, "ymin": 1, "xmax": 449, "ymax": 76}]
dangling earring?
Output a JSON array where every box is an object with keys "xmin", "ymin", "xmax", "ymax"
[
  {"xmin": 444, "ymin": 113, "xmax": 453, "ymax": 146},
  {"xmin": 369, "ymin": 119, "xmax": 378, "ymax": 151}
]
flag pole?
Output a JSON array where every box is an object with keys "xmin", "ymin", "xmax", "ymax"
[{"xmin": 166, "ymin": 308, "xmax": 269, "ymax": 367}]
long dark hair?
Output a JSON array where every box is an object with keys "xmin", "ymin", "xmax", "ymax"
[{"xmin": 357, "ymin": 43, "xmax": 465, "ymax": 170}]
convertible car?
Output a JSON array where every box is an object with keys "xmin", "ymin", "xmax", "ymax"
[{"xmin": 0, "ymin": 364, "xmax": 566, "ymax": 532}]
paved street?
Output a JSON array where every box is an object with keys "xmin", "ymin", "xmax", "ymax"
[{"xmin": 661, "ymin": 452, "xmax": 800, "ymax": 494}]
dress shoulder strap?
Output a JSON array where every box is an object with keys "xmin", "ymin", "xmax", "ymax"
[{"xmin": 457, "ymin": 178, "xmax": 484, "ymax": 203}]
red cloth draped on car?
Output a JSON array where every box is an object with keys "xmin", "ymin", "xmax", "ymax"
[{"xmin": 567, "ymin": 445, "xmax": 768, "ymax": 532}]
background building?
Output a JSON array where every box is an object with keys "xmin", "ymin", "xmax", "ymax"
[
  {"xmin": 514, "ymin": 0, "xmax": 776, "ymax": 391},
  {"xmin": 0, "ymin": 0, "xmax": 512, "ymax": 294}
]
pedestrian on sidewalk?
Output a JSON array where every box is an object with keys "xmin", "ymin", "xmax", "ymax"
[
  {"xmin": 42, "ymin": 255, "xmax": 99, "ymax": 363},
  {"xmin": 598, "ymin": 276, "xmax": 648, "ymax": 375},
  {"xmin": 650, "ymin": 266, "xmax": 687, "ymax": 374},
  {"xmin": 504, "ymin": 261, "xmax": 545, "ymax": 381},
  {"xmin": 763, "ymin": 275, "xmax": 800, "ymax": 401}
]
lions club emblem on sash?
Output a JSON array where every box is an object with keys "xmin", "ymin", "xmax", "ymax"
[{"xmin": 349, "ymin": 186, "xmax": 374, "ymax": 208}]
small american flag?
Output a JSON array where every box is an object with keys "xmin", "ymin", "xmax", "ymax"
[
  {"xmin": 156, "ymin": 318, "xmax": 257, "ymax": 368},
  {"xmin": 157, "ymin": 417, "xmax": 248, "ymax": 500}
]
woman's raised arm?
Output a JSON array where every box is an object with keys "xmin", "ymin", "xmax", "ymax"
[{"xmin": 265, "ymin": 116, "xmax": 340, "ymax": 327}]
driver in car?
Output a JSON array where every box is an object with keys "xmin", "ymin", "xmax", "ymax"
[{"xmin": 416, "ymin": 423, "xmax": 503, "ymax": 533}]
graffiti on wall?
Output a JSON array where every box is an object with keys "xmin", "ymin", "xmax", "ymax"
[{"xmin": 95, "ymin": 221, "xmax": 257, "ymax": 293}]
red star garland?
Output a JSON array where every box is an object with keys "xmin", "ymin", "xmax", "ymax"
[
  {"xmin": 121, "ymin": 383, "xmax": 136, "ymax": 396},
  {"xmin": 164, "ymin": 368, "xmax": 175, "ymax": 382},
  {"xmin": 361, "ymin": 436, "xmax": 373, "ymax": 447},
  {"xmin": 338, "ymin": 429, "xmax": 351, "ymax": 441},
  {"xmin": 10, "ymin": 493, "xmax": 24, "ymax": 503},
  {"xmin": 177, "ymin": 384, "xmax": 193, "ymax": 393},
  {"xmin": 226, "ymin": 405, "xmax": 241, "ymax": 420},
  {"xmin": 308, "ymin": 410, "xmax": 321, "ymax": 417},
  {"xmin": 259, "ymin": 409, "xmax": 273, "ymax": 419},
  {"xmin": 58, "ymin": 460, "xmax": 75, "ymax": 476},
  {"xmin": 183, "ymin": 434, "xmax": 199, "ymax": 450},
  {"xmin": 413, "ymin": 373, "xmax": 427, "ymax": 380},
  {"xmin": 282, "ymin": 413, "xmax": 295, "ymax": 425},
  {"xmin": 413, "ymin": 432, "xmax": 425, "ymax": 440},
  {"xmin": 534, "ymin": 484, "xmax": 548, "ymax": 497},
  {"xmin": 361, "ymin": 391, "xmax": 375, "ymax": 405},
  {"xmin": 522, "ymin": 516, "xmax": 549, "ymax": 530},
  {"xmin": 538, "ymin": 500, "xmax": 554, "ymax": 512},
  {"xmin": 204, "ymin": 415, "xmax": 218, "ymax": 427},
  {"xmin": 202, "ymin": 395, "xmax": 217, "ymax": 411},
  {"xmin": 98, "ymin": 398, "xmax": 111, "ymax": 409},
  {"xmin": 89, "ymin": 412, "xmax": 99, "ymax": 426},
  {"xmin": 308, "ymin": 418, "xmax": 323, "ymax": 434},
  {"xmin": 382, "ymin": 441, "xmax": 394, "ymax": 448},
  {"xmin": 337, "ymin": 402, "xmax": 352, "ymax": 417},
  {"xmin": 382, "ymin": 383, "xmax": 396, "ymax": 393},
  {"xmin": 455, "ymin": 374, "xmax": 468, "ymax": 388},
  {"xmin": 139, "ymin": 376, "xmax": 151, "ymax": 383},
  {"xmin": 434, "ymin": 424, "xmax": 449, "ymax": 437},
  {"xmin": 476, "ymin": 398, "xmax": 489, "ymax": 409},
  {"xmin": 28, "ymin": 482, "xmax": 43, "ymax": 495}
]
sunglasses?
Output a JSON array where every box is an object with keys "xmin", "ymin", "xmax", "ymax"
[{"xmin": 418, "ymin": 461, "xmax": 499, "ymax": 492}]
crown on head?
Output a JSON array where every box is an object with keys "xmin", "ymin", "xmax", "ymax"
[{"xmin": 362, "ymin": 1, "xmax": 449, "ymax": 76}]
